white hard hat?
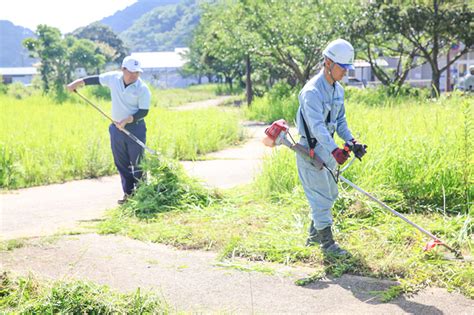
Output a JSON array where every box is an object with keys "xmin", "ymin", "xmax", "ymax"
[{"xmin": 323, "ymin": 39, "xmax": 355, "ymax": 70}]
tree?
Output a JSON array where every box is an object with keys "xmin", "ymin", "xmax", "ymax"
[
  {"xmin": 72, "ymin": 22, "xmax": 128, "ymax": 63},
  {"xmin": 65, "ymin": 36, "xmax": 106, "ymax": 81},
  {"xmin": 187, "ymin": 0, "xmax": 360, "ymax": 105},
  {"xmin": 375, "ymin": 0, "xmax": 473, "ymax": 97},
  {"xmin": 24, "ymin": 25, "xmax": 106, "ymax": 99},
  {"xmin": 241, "ymin": 0, "xmax": 357, "ymax": 86},
  {"xmin": 23, "ymin": 25, "xmax": 67, "ymax": 94},
  {"xmin": 352, "ymin": 3, "xmax": 424, "ymax": 94}
]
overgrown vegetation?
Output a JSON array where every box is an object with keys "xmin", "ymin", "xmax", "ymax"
[
  {"xmin": 0, "ymin": 86, "xmax": 243, "ymax": 189},
  {"xmin": 250, "ymin": 88, "xmax": 472, "ymax": 214},
  {"xmin": 98, "ymin": 87, "xmax": 473, "ymax": 299},
  {"xmin": 0, "ymin": 272, "xmax": 167, "ymax": 313}
]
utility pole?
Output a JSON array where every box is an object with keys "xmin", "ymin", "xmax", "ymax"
[
  {"xmin": 446, "ymin": 48, "xmax": 451, "ymax": 92},
  {"xmin": 245, "ymin": 54, "xmax": 253, "ymax": 106}
]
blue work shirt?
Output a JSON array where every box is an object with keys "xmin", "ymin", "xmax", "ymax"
[
  {"xmin": 99, "ymin": 71, "xmax": 151, "ymax": 121},
  {"xmin": 296, "ymin": 70, "xmax": 353, "ymax": 155}
]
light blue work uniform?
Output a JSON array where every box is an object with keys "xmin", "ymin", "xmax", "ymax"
[
  {"xmin": 99, "ymin": 71, "xmax": 151, "ymax": 121},
  {"xmin": 296, "ymin": 70, "xmax": 353, "ymax": 230}
]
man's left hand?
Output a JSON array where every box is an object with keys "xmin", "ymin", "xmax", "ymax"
[
  {"xmin": 346, "ymin": 139, "xmax": 367, "ymax": 160},
  {"xmin": 115, "ymin": 115, "xmax": 134, "ymax": 130}
]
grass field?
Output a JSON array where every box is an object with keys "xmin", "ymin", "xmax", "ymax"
[{"xmin": 0, "ymin": 85, "xmax": 244, "ymax": 189}]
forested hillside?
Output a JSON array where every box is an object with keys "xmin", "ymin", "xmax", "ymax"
[
  {"xmin": 120, "ymin": 0, "xmax": 200, "ymax": 51},
  {"xmin": 100, "ymin": 0, "xmax": 180, "ymax": 33},
  {"xmin": 0, "ymin": 20, "xmax": 37, "ymax": 67}
]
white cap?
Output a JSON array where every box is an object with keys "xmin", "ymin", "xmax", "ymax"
[
  {"xmin": 121, "ymin": 56, "xmax": 143, "ymax": 73},
  {"xmin": 323, "ymin": 39, "xmax": 355, "ymax": 70}
]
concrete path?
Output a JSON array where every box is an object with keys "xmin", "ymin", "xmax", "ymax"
[
  {"xmin": 0, "ymin": 121, "xmax": 271, "ymax": 240},
  {"xmin": 170, "ymin": 95, "xmax": 235, "ymax": 111},
  {"xmin": 0, "ymin": 175, "xmax": 120, "ymax": 240},
  {"xmin": 181, "ymin": 122, "xmax": 272, "ymax": 188},
  {"xmin": 2, "ymin": 234, "xmax": 472, "ymax": 314}
]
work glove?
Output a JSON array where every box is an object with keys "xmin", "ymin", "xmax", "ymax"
[
  {"xmin": 346, "ymin": 139, "xmax": 368, "ymax": 160},
  {"xmin": 332, "ymin": 148, "xmax": 349, "ymax": 165}
]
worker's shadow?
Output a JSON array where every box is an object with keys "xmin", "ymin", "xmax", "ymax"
[{"xmin": 296, "ymin": 252, "xmax": 443, "ymax": 314}]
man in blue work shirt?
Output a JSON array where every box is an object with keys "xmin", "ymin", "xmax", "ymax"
[
  {"xmin": 67, "ymin": 56, "xmax": 151, "ymax": 204},
  {"xmin": 296, "ymin": 39, "xmax": 365, "ymax": 255}
]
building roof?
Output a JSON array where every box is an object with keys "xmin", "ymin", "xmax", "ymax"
[
  {"xmin": 131, "ymin": 48, "xmax": 189, "ymax": 69},
  {"xmin": 0, "ymin": 67, "xmax": 37, "ymax": 76},
  {"xmin": 354, "ymin": 59, "xmax": 389, "ymax": 68}
]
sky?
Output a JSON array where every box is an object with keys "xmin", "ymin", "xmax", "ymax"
[{"xmin": 0, "ymin": 0, "xmax": 138, "ymax": 33}]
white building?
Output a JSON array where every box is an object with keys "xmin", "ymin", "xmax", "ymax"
[
  {"xmin": 131, "ymin": 48, "xmax": 207, "ymax": 88},
  {"xmin": 350, "ymin": 48, "xmax": 474, "ymax": 91},
  {"xmin": 0, "ymin": 67, "xmax": 37, "ymax": 85}
]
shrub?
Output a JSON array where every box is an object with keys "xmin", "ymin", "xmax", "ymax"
[{"xmin": 6, "ymin": 82, "xmax": 32, "ymax": 99}]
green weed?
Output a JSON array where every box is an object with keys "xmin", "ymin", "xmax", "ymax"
[
  {"xmin": 0, "ymin": 272, "xmax": 167, "ymax": 313},
  {"xmin": 0, "ymin": 239, "xmax": 26, "ymax": 251},
  {"xmin": 1, "ymin": 90, "xmax": 243, "ymax": 189}
]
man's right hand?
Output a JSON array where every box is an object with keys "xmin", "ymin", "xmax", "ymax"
[
  {"xmin": 66, "ymin": 79, "xmax": 84, "ymax": 92},
  {"xmin": 332, "ymin": 148, "xmax": 349, "ymax": 165}
]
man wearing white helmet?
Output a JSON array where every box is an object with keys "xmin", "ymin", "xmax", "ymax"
[
  {"xmin": 67, "ymin": 56, "xmax": 151, "ymax": 204},
  {"xmin": 296, "ymin": 39, "xmax": 366, "ymax": 255}
]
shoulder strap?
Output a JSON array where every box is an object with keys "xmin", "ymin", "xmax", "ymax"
[
  {"xmin": 300, "ymin": 110, "xmax": 331, "ymax": 150},
  {"xmin": 301, "ymin": 111, "xmax": 317, "ymax": 150}
]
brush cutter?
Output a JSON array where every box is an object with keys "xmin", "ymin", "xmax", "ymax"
[
  {"xmin": 263, "ymin": 119, "xmax": 464, "ymax": 260},
  {"xmin": 74, "ymin": 90, "xmax": 158, "ymax": 156}
]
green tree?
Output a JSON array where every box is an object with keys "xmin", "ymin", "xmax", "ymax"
[
  {"xmin": 374, "ymin": 0, "xmax": 473, "ymax": 97},
  {"xmin": 241, "ymin": 0, "xmax": 357, "ymax": 86},
  {"xmin": 352, "ymin": 2, "xmax": 424, "ymax": 94},
  {"xmin": 188, "ymin": 0, "xmax": 359, "ymax": 98},
  {"xmin": 65, "ymin": 36, "xmax": 106, "ymax": 80},
  {"xmin": 23, "ymin": 25, "xmax": 67, "ymax": 94},
  {"xmin": 72, "ymin": 22, "xmax": 129, "ymax": 63},
  {"xmin": 24, "ymin": 25, "xmax": 106, "ymax": 100}
]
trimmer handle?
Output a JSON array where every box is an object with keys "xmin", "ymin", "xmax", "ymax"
[{"xmin": 344, "ymin": 141, "xmax": 368, "ymax": 160}]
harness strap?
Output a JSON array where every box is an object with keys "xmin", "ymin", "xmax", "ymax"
[{"xmin": 300, "ymin": 110, "xmax": 331, "ymax": 157}]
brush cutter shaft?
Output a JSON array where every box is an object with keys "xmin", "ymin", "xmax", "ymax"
[
  {"xmin": 273, "ymin": 128, "xmax": 460, "ymax": 256},
  {"xmin": 74, "ymin": 90, "xmax": 114, "ymax": 123},
  {"xmin": 121, "ymin": 128, "xmax": 157, "ymax": 155},
  {"xmin": 74, "ymin": 90, "xmax": 158, "ymax": 156},
  {"xmin": 338, "ymin": 176, "xmax": 440, "ymax": 241}
]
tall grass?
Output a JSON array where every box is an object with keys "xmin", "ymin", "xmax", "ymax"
[
  {"xmin": 253, "ymin": 93, "xmax": 473, "ymax": 214},
  {"xmin": 0, "ymin": 92, "xmax": 243, "ymax": 189},
  {"xmin": 149, "ymin": 84, "xmax": 223, "ymax": 108},
  {"xmin": 244, "ymin": 82, "xmax": 299, "ymax": 124}
]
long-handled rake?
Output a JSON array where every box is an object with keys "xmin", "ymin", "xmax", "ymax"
[
  {"xmin": 74, "ymin": 90, "xmax": 158, "ymax": 156},
  {"xmin": 263, "ymin": 119, "xmax": 465, "ymax": 260}
]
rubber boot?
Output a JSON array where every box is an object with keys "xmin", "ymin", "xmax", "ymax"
[
  {"xmin": 305, "ymin": 220, "xmax": 318, "ymax": 246},
  {"xmin": 317, "ymin": 226, "xmax": 348, "ymax": 256}
]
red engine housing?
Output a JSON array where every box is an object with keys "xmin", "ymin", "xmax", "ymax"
[{"xmin": 264, "ymin": 119, "xmax": 289, "ymax": 141}]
